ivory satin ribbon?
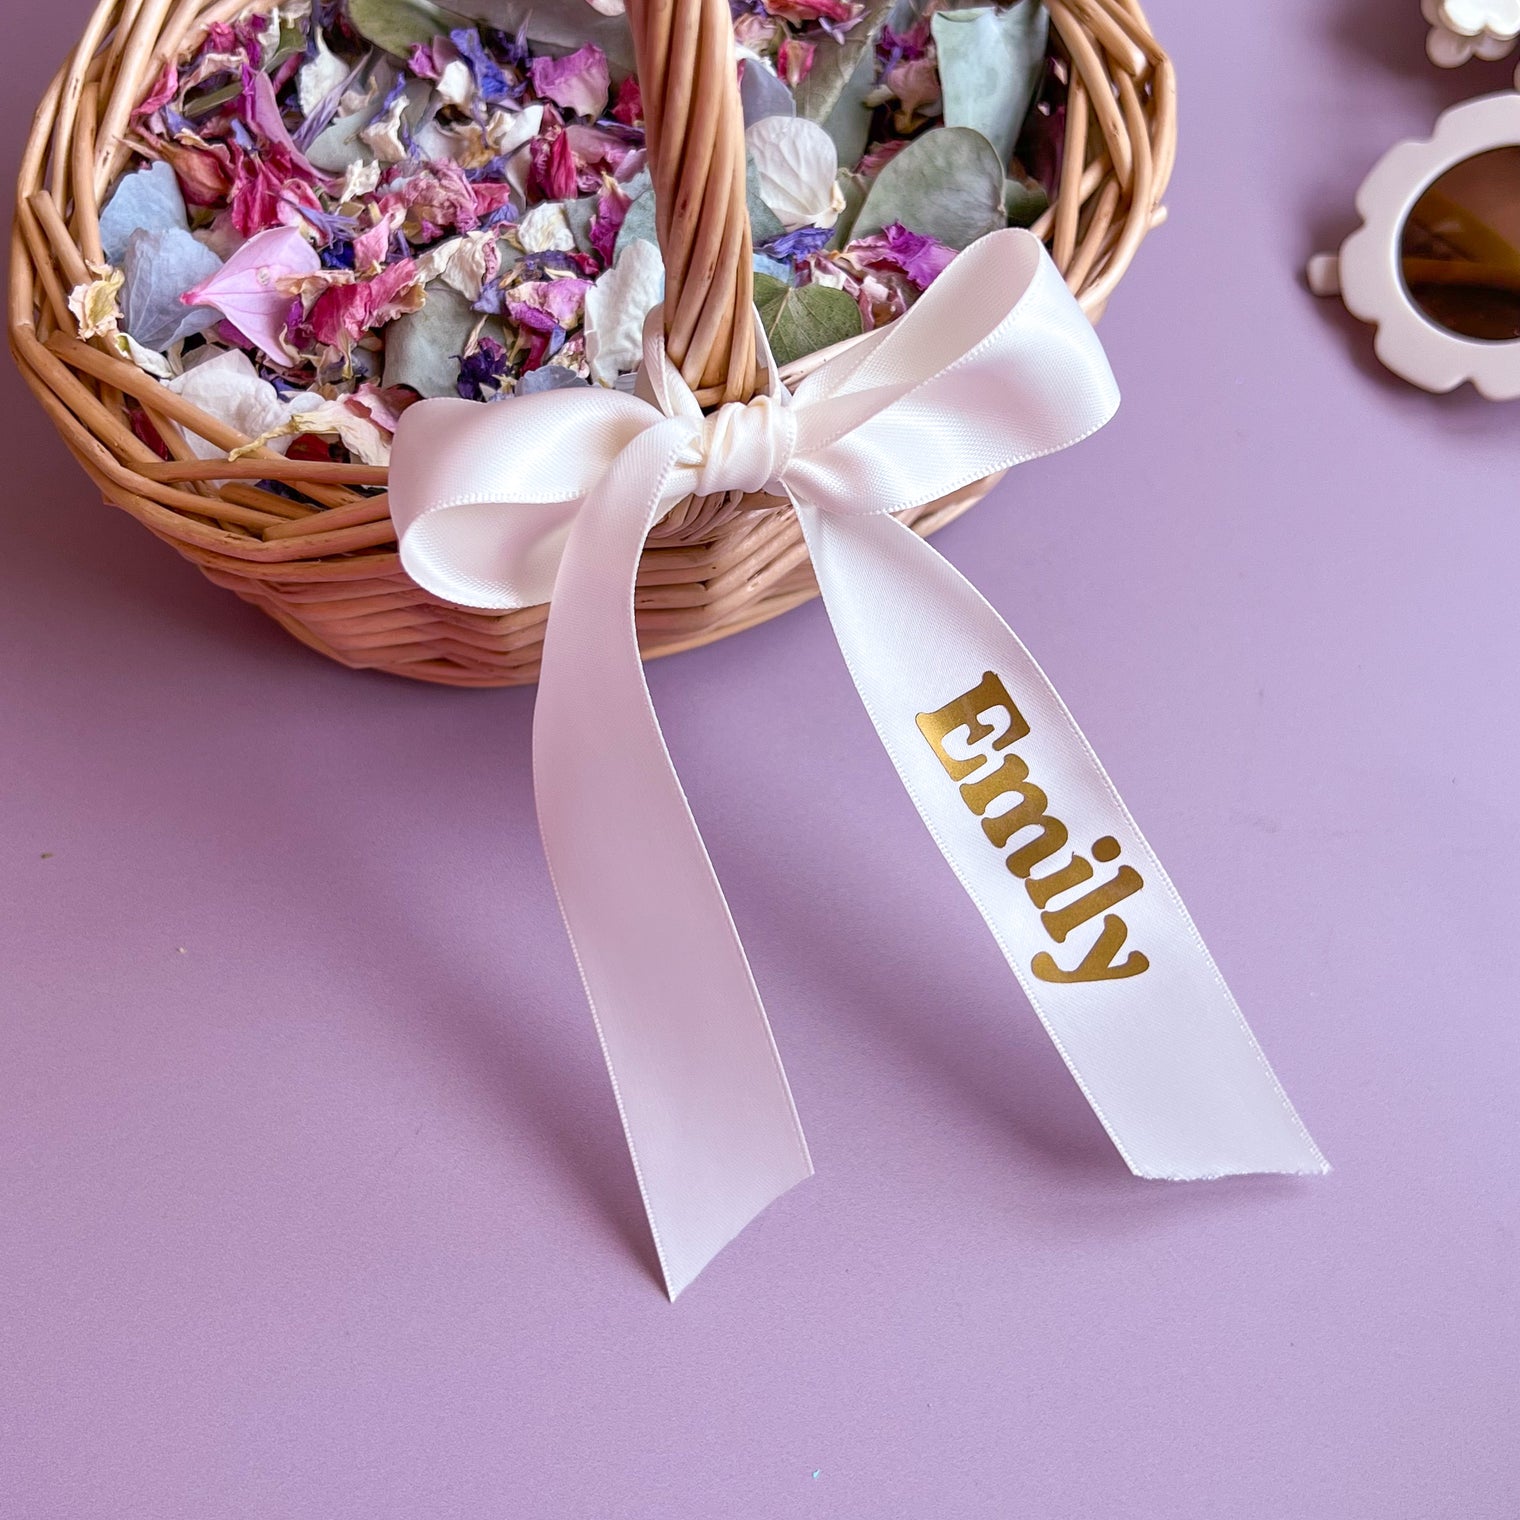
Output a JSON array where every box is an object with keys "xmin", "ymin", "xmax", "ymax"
[{"xmin": 390, "ymin": 230, "xmax": 1326, "ymax": 1298}]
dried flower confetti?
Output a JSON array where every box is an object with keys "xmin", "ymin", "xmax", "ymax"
[{"xmin": 85, "ymin": 0, "xmax": 1057, "ymax": 476}]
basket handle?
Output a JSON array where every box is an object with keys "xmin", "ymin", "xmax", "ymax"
[{"xmin": 627, "ymin": 0, "xmax": 758, "ymax": 407}]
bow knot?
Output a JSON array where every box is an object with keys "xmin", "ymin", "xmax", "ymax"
[{"xmin": 688, "ymin": 393, "xmax": 796, "ymax": 500}]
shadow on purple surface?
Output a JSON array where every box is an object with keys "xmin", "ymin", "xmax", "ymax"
[{"xmin": 709, "ymin": 793, "xmax": 1320, "ymax": 1240}]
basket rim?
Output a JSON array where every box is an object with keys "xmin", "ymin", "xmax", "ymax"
[{"xmin": 8, "ymin": 0, "xmax": 1176, "ymax": 685}]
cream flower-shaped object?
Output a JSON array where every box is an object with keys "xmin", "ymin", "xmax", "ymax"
[
  {"xmin": 1309, "ymin": 93, "xmax": 1520, "ymax": 397},
  {"xmin": 1424, "ymin": 0, "xmax": 1520, "ymax": 69}
]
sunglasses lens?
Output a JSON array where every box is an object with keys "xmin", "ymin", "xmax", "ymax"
[{"xmin": 1400, "ymin": 146, "xmax": 1520, "ymax": 342}]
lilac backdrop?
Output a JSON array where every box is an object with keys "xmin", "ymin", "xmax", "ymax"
[{"xmin": 3, "ymin": 1, "xmax": 1517, "ymax": 1515}]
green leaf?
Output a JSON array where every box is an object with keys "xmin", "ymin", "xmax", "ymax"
[
  {"xmin": 346, "ymin": 0, "xmax": 468, "ymax": 58},
  {"xmin": 182, "ymin": 79, "xmax": 243, "ymax": 120},
  {"xmin": 1004, "ymin": 173, "xmax": 1049, "ymax": 228},
  {"xmin": 614, "ymin": 186, "xmax": 658, "ymax": 258},
  {"xmin": 851, "ymin": 126, "xmax": 1006, "ymax": 249},
  {"xmin": 793, "ymin": 0, "xmax": 894, "ymax": 126},
  {"xmin": 746, "ymin": 156, "xmax": 786, "ymax": 245},
  {"xmin": 382, "ymin": 284, "xmax": 503, "ymax": 399},
  {"xmin": 270, "ymin": 22, "xmax": 309, "ymax": 71},
  {"xmin": 561, "ymin": 195, "xmax": 599, "ymax": 254},
  {"xmin": 810, "ymin": 37, "xmax": 880, "ymax": 168},
  {"xmin": 931, "ymin": 1, "xmax": 1049, "ymax": 165},
  {"xmin": 829, "ymin": 170, "xmax": 870, "ymax": 250},
  {"xmin": 754, "ymin": 274, "xmax": 862, "ymax": 365}
]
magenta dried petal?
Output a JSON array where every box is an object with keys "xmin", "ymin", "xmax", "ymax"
[
  {"xmin": 878, "ymin": 222, "xmax": 957, "ymax": 288},
  {"xmin": 134, "ymin": 62, "xmax": 179, "ymax": 118},
  {"xmin": 777, "ymin": 37, "xmax": 816, "ymax": 87},
  {"xmin": 611, "ymin": 76, "xmax": 643, "ymax": 127},
  {"xmin": 763, "ymin": 0, "xmax": 862, "ymax": 26}
]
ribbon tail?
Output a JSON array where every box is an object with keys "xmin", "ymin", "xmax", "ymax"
[
  {"xmin": 533, "ymin": 423, "xmax": 813, "ymax": 1299},
  {"xmin": 796, "ymin": 503, "xmax": 1327, "ymax": 1180}
]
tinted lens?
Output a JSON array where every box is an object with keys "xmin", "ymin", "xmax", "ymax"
[{"xmin": 1400, "ymin": 145, "xmax": 1520, "ymax": 342}]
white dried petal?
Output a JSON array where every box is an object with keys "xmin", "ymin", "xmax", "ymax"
[
  {"xmin": 584, "ymin": 239, "xmax": 665, "ymax": 386},
  {"xmin": 745, "ymin": 115, "xmax": 843, "ymax": 230},
  {"xmin": 517, "ymin": 201, "xmax": 576, "ymax": 253}
]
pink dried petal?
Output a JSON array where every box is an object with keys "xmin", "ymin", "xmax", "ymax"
[
  {"xmin": 392, "ymin": 160, "xmax": 481, "ymax": 238},
  {"xmin": 238, "ymin": 66, "xmax": 328, "ymax": 182},
  {"xmin": 777, "ymin": 37, "xmax": 816, "ymax": 88},
  {"xmin": 856, "ymin": 138, "xmax": 910, "ymax": 178},
  {"xmin": 351, "ymin": 215, "xmax": 396, "ymax": 274},
  {"xmin": 227, "ymin": 148, "xmax": 323, "ymax": 237},
  {"xmin": 181, "ymin": 225, "xmax": 321, "ymax": 361},
  {"xmin": 884, "ymin": 56, "xmax": 941, "ymax": 120},
  {"xmin": 529, "ymin": 130, "xmax": 578, "ymax": 201},
  {"xmin": 732, "ymin": 11, "xmax": 779, "ymax": 50},
  {"xmin": 508, "ymin": 277, "xmax": 591, "ymax": 329},
  {"xmin": 611, "ymin": 76, "xmax": 643, "ymax": 127},
  {"xmin": 158, "ymin": 140, "xmax": 234, "ymax": 207},
  {"xmin": 471, "ymin": 181, "xmax": 519, "ymax": 222},
  {"xmin": 589, "ymin": 181, "xmax": 632, "ymax": 264},
  {"xmin": 408, "ymin": 42, "xmax": 442, "ymax": 79},
  {"xmin": 135, "ymin": 62, "xmax": 179, "ymax": 118},
  {"xmin": 308, "ymin": 259, "xmax": 423, "ymax": 349},
  {"xmin": 764, "ymin": 0, "xmax": 861, "ymax": 24},
  {"xmin": 529, "ymin": 45, "xmax": 611, "ymax": 119},
  {"xmin": 348, "ymin": 383, "xmax": 419, "ymax": 432}
]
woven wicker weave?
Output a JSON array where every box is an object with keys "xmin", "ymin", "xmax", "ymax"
[{"xmin": 10, "ymin": 0, "xmax": 1174, "ymax": 686}]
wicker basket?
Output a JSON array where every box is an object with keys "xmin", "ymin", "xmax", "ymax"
[{"xmin": 10, "ymin": 0, "xmax": 1174, "ymax": 687}]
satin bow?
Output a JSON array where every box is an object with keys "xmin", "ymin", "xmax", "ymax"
[{"xmin": 391, "ymin": 230, "xmax": 1325, "ymax": 1298}]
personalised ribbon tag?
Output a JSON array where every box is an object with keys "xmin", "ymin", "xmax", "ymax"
[{"xmin": 391, "ymin": 230, "xmax": 1327, "ymax": 1298}]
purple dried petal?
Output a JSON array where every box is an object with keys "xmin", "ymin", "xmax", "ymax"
[
  {"xmin": 760, "ymin": 224, "xmax": 833, "ymax": 260},
  {"xmin": 449, "ymin": 26, "xmax": 513, "ymax": 105}
]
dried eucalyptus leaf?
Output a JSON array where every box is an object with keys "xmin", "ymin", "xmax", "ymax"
[
  {"xmin": 382, "ymin": 283, "xmax": 484, "ymax": 398},
  {"xmin": 183, "ymin": 78, "xmax": 244, "ymax": 120},
  {"xmin": 614, "ymin": 187, "xmax": 658, "ymax": 257},
  {"xmin": 851, "ymin": 126, "xmax": 1006, "ymax": 249},
  {"xmin": 268, "ymin": 22, "xmax": 308, "ymax": 72},
  {"xmin": 1004, "ymin": 173, "xmax": 1048, "ymax": 227},
  {"xmin": 347, "ymin": 0, "xmax": 469, "ymax": 57},
  {"xmin": 816, "ymin": 50, "xmax": 876, "ymax": 169},
  {"xmin": 561, "ymin": 195, "xmax": 598, "ymax": 254},
  {"xmin": 793, "ymin": 0, "xmax": 894, "ymax": 125},
  {"xmin": 754, "ymin": 273, "xmax": 862, "ymax": 365},
  {"xmin": 830, "ymin": 169, "xmax": 870, "ymax": 249},
  {"xmin": 931, "ymin": 0, "xmax": 1049, "ymax": 165},
  {"xmin": 746, "ymin": 156, "xmax": 786, "ymax": 244}
]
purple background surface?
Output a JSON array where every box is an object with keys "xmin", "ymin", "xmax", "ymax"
[{"xmin": 3, "ymin": 1, "xmax": 1517, "ymax": 1515}]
